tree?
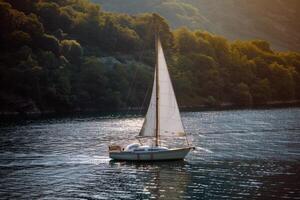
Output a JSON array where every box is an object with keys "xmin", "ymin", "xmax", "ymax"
[
  {"xmin": 61, "ymin": 39, "xmax": 83, "ymax": 64},
  {"xmin": 251, "ymin": 79, "xmax": 271, "ymax": 104},
  {"xmin": 75, "ymin": 56, "xmax": 107, "ymax": 109},
  {"xmin": 268, "ymin": 62, "xmax": 295, "ymax": 100},
  {"xmin": 36, "ymin": 2, "xmax": 61, "ymax": 31},
  {"xmin": 9, "ymin": 30, "xmax": 31, "ymax": 47},
  {"xmin": 37, "ymin": 34, "xmax": 60, "ymax": 55},
  {"xmin": 233, "ymin": 83, "xmax": 253, "ymax": 106},
  {"xmin": 0, "ymin": 0, "xmax": 300, "ymax": 114},
  {"xmin": 174, "ymin": 28, "xmax": 197, "ymax": 54},
  {"xmin": 251, "ymin": 40, "xmax": 273, "ymax": 53}
]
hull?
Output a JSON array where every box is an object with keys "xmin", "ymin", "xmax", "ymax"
[{"xmin": 109, "ymin": 147, "xmax": 192, "ymax": 161}]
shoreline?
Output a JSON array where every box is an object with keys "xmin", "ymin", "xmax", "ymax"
[
  {"xmin": 1, "ymin": 100, "xmax": 300, "ymax": 121},
  {"xmin": 180, "ymin": 100, "xmax": 300, "ymax": 112}
]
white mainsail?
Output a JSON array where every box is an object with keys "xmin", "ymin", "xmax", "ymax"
[{"xmin": 139, "ymin": 37, "xmax": 184, "ymax": 139}]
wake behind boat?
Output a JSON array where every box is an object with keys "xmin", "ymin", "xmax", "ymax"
[{"xmin": 109, "ymin": 16, "xmax": 194, "ymax": 161}]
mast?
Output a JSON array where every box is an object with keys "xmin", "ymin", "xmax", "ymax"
[
  {"xmin": 139, "ymin": 14, "xmax": 186, "ymax": 143},
  {"xmin": 155, "ymin": 19, "xmax": 160, "ymax": 147}
]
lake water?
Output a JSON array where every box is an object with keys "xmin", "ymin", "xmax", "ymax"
[{"xmin": 0, "ymin": 108, "xmax": 299, "ymax": 199}]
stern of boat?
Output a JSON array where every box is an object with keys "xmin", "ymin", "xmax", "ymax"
[{"xmin": 109, "ymin": 145, "xmax": 122, "ymax": 152}]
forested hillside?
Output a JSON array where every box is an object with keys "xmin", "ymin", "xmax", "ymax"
[
  {"xmin": 0, "ymin": 0, "xmax": 300, "ymax": 115},
  {"xmin": 94, "ymin": 0, "xmax": 300, "ymax": 52}
]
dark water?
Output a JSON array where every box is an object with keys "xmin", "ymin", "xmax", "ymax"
[{"xmin": 0, "ymin": 108, "xmax": 300, "ymax": 199}]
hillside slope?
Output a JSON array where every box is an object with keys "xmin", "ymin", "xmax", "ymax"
[
  {"xmin": 93, "ymin": 0, "xmax": 300, "ymax": 51},
  {"xmin": 0, "ymin": 0, "xmax": 300, "ymax": 115}
]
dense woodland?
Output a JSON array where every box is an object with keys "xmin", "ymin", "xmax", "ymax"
[{"xmin": 0, "ymin": 0, "xmax": 300, "ymax": 115}]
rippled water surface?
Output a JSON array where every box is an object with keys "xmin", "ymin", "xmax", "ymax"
[{"xmin": 0, "ymin": 108, "xmax": 300, "ymax": 199}]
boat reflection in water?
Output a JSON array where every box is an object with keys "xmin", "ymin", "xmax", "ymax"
[{"xmin": 109, "ymin": 160, "xmax": 191, "ymax": 199}]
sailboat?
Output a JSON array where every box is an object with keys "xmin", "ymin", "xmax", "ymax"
[{"xmin": 109, "ymin": 27, "xmax": 194, "ymax": 161}]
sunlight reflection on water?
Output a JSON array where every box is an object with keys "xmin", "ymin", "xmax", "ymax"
[{"xmin": 0, "ymin": 108, "xmax": 300, "ymax": 199}]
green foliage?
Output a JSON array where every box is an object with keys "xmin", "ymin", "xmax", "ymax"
[
  {"xmin": 174, "ymin": 28, "xmax": 197, "ymax": 55},
  {"xmin": 36, "ymin": 2, "xmax": 61, "ymax": 31},
  {"xmin": 75, "ymin": 56, "xmax": 108, "ymax": 109},
  {"xmin": 0, "ymin": 0, "xmax": 299, "ymax": 114},
  {"xmin": 251, "ymin": 79, "xmax": 271, "ymax": 104},
  {"xmin": 251, "ymin": 40, "xmax": 273, "ymax": 53},
  {"xmin": 233, "ymin": 83, "xmax": 253, "ymax": 106},
  {"xmin": 37, "ymin": 34, "xmax": 60, "ymax": 55},
  {"xmin": 61, "ymin": 39, "xmax": 83, "ymax": 63},
  {"xmin": 172, "ymin": 28, "xmax": 300, "ymax": 107},
  {"xmin": 268, "ymin": 63, "xmax": 295, "ymax": 100},
  {"xmin": 9, "ymin": 30, "xmax": 32, "ymax": 47}
]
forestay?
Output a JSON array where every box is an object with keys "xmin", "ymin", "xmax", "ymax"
[{"xmin": 139, "ymin": 37, "xmax": 184, "ymax": 139}]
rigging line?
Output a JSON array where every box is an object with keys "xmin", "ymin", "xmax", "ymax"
[
  {"xmin": 125, "ymin": 26, "xmax": 148, "ymax": 116},
  {"xmin": 124, "ymin": 65, "xmax": 139, "ymax": 116},
  {"xmin": 182, "ymin": 119, "xmax": 191, "ymax": 147},
  {"xmin": 138, "ymin": 81, "xmax": 151, "ymax": 115}
]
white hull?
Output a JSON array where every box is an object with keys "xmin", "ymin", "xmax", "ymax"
[{"xmin": 109, "ymin": 147, "xmax": 193, "ymax": 161}]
